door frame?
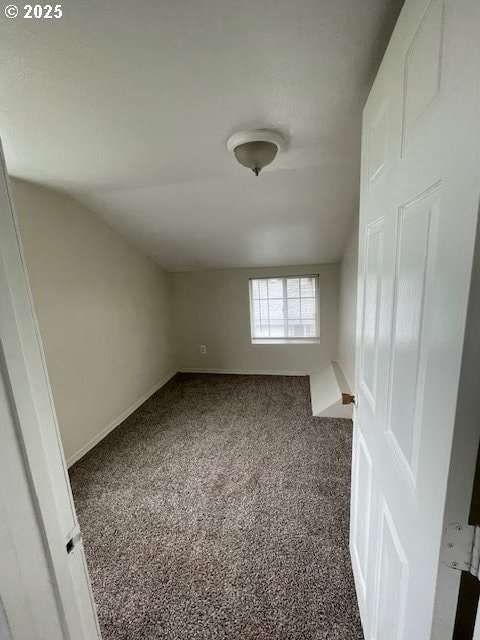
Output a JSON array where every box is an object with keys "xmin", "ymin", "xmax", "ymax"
[
  {"xmin": 453, "ymin": 436, "xmax": 480, "ymax": 638},
  {"xmin": 0, "ymin": 141, "xmax": 100, "ymax": 639},
  {"xmin": 439, "ymin": 206, "xmax": 480, "ymax": 638}
]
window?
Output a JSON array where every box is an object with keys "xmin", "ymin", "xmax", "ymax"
[{"xmin": 249, "ymin": 275, "xmax": 320, "ymax": 343}]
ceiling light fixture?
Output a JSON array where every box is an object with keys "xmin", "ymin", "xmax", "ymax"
[{"xmin": 226, "ymin": 129, "xmax": 285, "ymax": 176}]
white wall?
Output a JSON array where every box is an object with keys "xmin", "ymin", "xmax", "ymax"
[
  {"xmin": 172, "ymin": 264, "xmax": 339, "ymax": 375},
  {"xmin": 337, "ymin": 222, "xmax": 359, "ymax": 390},
  {"xmin": 11, "ymin": 179, "xmax": 176, "ymax": 464}
]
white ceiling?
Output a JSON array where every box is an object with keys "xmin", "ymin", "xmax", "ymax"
[{"xmin": 1, "ymin": 0, "xmax": 402, "ymax": 271}]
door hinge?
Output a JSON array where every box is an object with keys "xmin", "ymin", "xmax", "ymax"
[
  {"xmin": 66, "ymin": 531, "xmax": 82, "ymax": 554},
  {"xmin": 444, "ymin": 523, "xmax": 480, "ymax": 579}
]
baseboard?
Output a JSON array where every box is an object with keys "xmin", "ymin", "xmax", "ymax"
[
  {"xmin": 178, "ymin": 368, "xmax": 308, "ymax": 376},
  {"xmin": 67, "ymin": 369, "xmax": 178, "ymax": 467}
]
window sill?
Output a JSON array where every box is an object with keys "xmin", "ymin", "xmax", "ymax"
[{"xmin": 251, "ymin": 339, "xmax": 320, "ymax": 345}]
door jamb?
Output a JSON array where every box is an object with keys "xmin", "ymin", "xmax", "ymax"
[{"xmin": 0, "ymin": 142, "xmax": 100, "ymax": 639}]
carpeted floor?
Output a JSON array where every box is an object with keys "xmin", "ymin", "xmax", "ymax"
[{"xmin": 69, "ymin": 373, "xmax": 363, "ymax": 640}]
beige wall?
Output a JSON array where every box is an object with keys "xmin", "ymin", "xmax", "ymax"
[
  {"xmin": 172, "ymin": 264, "xmax": 339, "ymax": 374},
  {"xmin": 12, "ymin": 178, "xmax": 176, "ymax": 464},
  {"xmin": 11, "ymin": 177, "xmax": 346, "ymax": 462},
  {"xmin": 337, "ymin": 224, "xmax": 358, "ymax": 389}
]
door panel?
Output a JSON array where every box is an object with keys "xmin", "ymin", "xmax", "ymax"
[
  {"xmin": 351, "ymin": 1, "xmax": 480, "ymax": 638},
  {"xmin": 367, "ymin": 104, "xmax": 388, "ymax": 186},
  {"xmin": 402, "ymin": 0, "xmax": 444, "ymax": 154},
  {"xmin": 386, "ymin": 183, "xmax": 440, "ymax": 486},
  {"xmin": 359, "ymin": 218, "xmax": 385, "ymax": 408},
  {"xmin": 351, "ymin": 426, "xmax": 373, "ymax": 598},
  {"xmin": 371, "ymin": 499, "xmax": 409, "ymax": 640}
]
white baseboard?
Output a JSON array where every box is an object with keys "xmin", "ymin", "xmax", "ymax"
[
  {"xmin": 67, "ymin": 369, "xmax": 177, "ymax": 467},
  {"xmin": 179, "ymin": 368, "xmax": 308, "ymax": 376}
]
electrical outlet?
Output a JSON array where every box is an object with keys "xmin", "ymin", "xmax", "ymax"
[{"xmin": 199, "ymin": 345, "xmax": 207, "ymax": 354}]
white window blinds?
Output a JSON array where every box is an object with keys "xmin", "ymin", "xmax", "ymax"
[{"xmin": 249, "ymin": 275, "xmax": 320, "ymax": 342}]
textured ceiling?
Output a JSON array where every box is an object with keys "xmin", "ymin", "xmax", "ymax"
[{"xmin": 0, "ymin": 0, "xmax": 403, "ymax": 271}]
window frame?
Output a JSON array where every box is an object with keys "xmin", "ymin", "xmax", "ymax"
[{"xmin": 248, "ymin": 274, "xmax": 321, "ymax": 344}]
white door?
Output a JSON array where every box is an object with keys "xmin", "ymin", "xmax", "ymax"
[
  {"xmin": 350, "ymin": 1, "xmax": 480, "ymax": 638},
  {"xmin": 0, "ymin": 142, "xmax": 101, "ymax": 639}
]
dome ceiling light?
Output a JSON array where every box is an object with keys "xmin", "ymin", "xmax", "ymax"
[{"xmin": 226, "ymin": 129, "xmax": 285, "ymax": 176}]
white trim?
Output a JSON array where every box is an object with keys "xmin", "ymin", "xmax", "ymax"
[
  {"xmin": 249, "ymin": 274, "xmax": 320, "ymax": 342},
  {"xmin": 179, "ymin": 368, "xmax": 308, "ymax": 376},
  {"xmin": 67, "ymin": 369, "xmax": 177, "ymax": 467},
  {"xmin": 0, "ymin": 140, "xmax": 101, "ymax": 637},
  {"xmin": 473, "ymin": 605, "xmax": 480, "ymax": 640}
]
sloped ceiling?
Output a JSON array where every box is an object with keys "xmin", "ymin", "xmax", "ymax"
[{"xmin": 0, "ymin": 0, "xmax": 403, "ymax": 271}]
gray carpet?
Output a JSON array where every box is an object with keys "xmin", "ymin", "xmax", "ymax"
[{"xmin": 70, "ymin": 373, "xmax": 363, "ymax": 640}]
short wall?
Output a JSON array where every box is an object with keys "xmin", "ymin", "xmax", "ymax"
[{"xmin": 310, "ymin": 361, "xmax": 352, "ymax": 419}]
